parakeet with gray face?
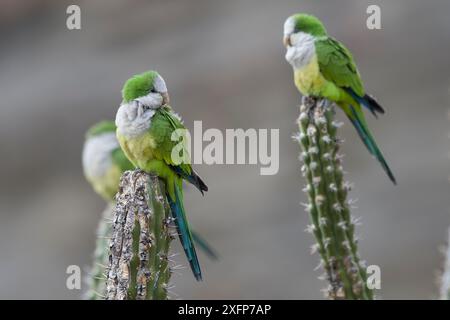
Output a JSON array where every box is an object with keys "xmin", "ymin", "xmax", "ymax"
[
  {"xmin": 82, "ymin": 120, "xmax": 217, "ymax": 261},
  {"xmin": 81, "ymin": 121, "xmax": 134, "ymax": 299},
  {"xmin": 82, "ymin": 121, "xmax": 134, "ymax": 201},
  {"xmin": 115, "ymin": 71, "xmax": 208, "ymax": 281},
  {"xmin": 283, "ymin": 13, "xmax": 396, "ymax": 184}
]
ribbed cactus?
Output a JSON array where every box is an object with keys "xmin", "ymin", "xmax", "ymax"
[
  {"xmin": 294, "ymin": 96, "xmax": 373, "ymax": 300},
  {"xmin": 440, "ymin": 228, "xmax": 450, "ymax": 299},
  {"xmin": 106, "ymin": 170, "xmax": 173, "ymax": 300},
  {"xmin": 84, "ymin": 203, "xmax": 114, "ymax": 300}
]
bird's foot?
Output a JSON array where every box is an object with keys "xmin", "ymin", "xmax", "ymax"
[
  {"xmin": 301, "ymin": 96, "xmax": 319, "ymax": 119},
  {"xmin": 301, "ymin": 95, "xmax": 317, "ymax": 109}
]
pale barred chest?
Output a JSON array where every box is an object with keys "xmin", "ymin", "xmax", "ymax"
[
  {"xmin": 285, "ymin": 32, "xmax": 316, "ymax": 69},
  {"xmin": 115, "ymin": 103, "xmax": 183, "ymax": 169},
  {"xmin": 82, "ymin": 133, "xmax": 119, "ymax": 178},
  {"xmin": 285, "ymin": 32, "xmax": 327, "ymax": 95},
  {"xmin": 116, "ymin": 102, "xmax": 159, "ymax": 166},
  {"xmin": 116, "ymin": 103, "xmax": 156, "ymax": 138}
]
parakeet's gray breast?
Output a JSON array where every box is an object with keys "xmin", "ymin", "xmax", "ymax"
[
  {"xmin": 115, "ymin": 102, "xmax": 156, "ymax": 138},
  {"xmin": 82, "ymin": 133, "xmax": 119, "ymax": 178},
  {"xmin": 285, "ymin": 32, "xmax": 316, "ymax": 69}
]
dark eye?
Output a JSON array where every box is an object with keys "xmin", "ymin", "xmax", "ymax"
[
  {"xmin": 142, "ymin": 105, "xmax": 151, "ymax": 111},
  {"xmin": 150, "ymin": 88, "xmax": 157, "ymax": 93}
]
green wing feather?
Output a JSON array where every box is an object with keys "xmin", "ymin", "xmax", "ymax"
[
  {"xmin": 148, "ymin": 106, "xmax": 203, "ymax": 280},
  {"xmin": 155, "ymin": 107, "xmax": 208, "ymax": 193},
  {"xmin": 315, "ymin": 37, "xmax": 396, "ymax": 184},
  {"xmin": 149, "ymin": 106, "xmax": 193, "ymax": 177},
  {"xmin": 315, "ymin": 37, "xmax": 365, "ymax": 97}
]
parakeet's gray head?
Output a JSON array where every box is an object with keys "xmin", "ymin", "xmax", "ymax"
[
  {"xmin": 283, "ymin": 14, "xmax": 327, "ymax": 69},
  {"xmin": 116, "ymin": 71, "xmax": 168, "ymax": 137},
  {"xmin": 82, "ymin": 121, "xmax": 119, "ymax": 179}
]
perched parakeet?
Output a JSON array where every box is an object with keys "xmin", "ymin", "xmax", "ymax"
[
  {"xmin": 82, "ymin": 120, "xmax": 217, "ymax": 260},
  {"xmin": 115, "ymin": 71, "xmax": 208, "ymax": 281},
  {"xmin": 283, "ymin": 13, "xmax": 396, "ymax": 184},
  {"xmin": 82, "ymin": 120, "xmax": 134, "ymax": 201}
]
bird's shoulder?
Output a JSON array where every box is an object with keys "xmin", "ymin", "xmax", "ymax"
[
  {"xmin": 315, "ymin": 37, "xmax": 353, "ymax": 66},
  {"xmin": 315, "ymin": 36, "xmax": 364, "ymax": 95},
  {"xmin": 148, "ymin": 107, "xmax": 184, "ymax": 140},
  {"xmin": 148, "ymin": 106, "xmax": 191, "ymax": 168}
]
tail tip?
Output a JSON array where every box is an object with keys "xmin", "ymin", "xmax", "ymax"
[
  {"xmin": 195, "ymin": 273, "xmax": 203, "ymax": 281},
  {"xmin": 390, "ymin": 175, "xmax": 397, "ymax": 185},
  {"xmin": 199, "ymin": 180, "xmax": 208, "ymax": 192}
]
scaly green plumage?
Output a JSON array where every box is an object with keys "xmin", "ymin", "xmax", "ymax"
[
  {"xmin": 84, "ymin": 120, "xmax": 217, "ymax": 260},
  {"xmin": 314, "ymin": 37, "xmax": 364, "ymax": 96},
  {"xmin": 116, "ymin": 71, "xmax": 208, "ymax": 280},
  {"xmin": 117, "ymin": 107, "xmax": 203, "ymax": 280},
  {"xmin": 284, "ymin": 13, "xmax": 396, "ymax": 184}
]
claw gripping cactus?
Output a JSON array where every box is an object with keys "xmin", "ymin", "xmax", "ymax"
[
  {"xmin": 105, "ymin": 170, "xmax": 173, "ymax": 300},
  {"xmin": 295, "ymin": 97, "xmax": 373, "ymax": 300}
]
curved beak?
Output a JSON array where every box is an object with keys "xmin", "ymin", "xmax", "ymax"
[
  {"xmin": 161, "ymin": 92, "xmax": 170, "ymax": 105},
  {"xmin": 283, "ymin": 35, "xmax": 291, "ymax": 47}
]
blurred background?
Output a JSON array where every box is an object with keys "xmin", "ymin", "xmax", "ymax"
[{"xmin": 0, "ymin": 0, "xmax": 449, "ymax": 299}]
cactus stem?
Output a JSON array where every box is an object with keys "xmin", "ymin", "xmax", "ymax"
[
  {"xmin": 440, "ymin": 228, "xmax": 450, "ymax": 299},
  {"xmin": 84, "ymin": 203, "xmax": 115, "ymax": 300},
  {"xmin": 295, "ymin": 97, "xmax": 373, "ymax": 300},
  {"xmin": 105, "ymin": 170, "xmax": 173, "ymax": 300}
]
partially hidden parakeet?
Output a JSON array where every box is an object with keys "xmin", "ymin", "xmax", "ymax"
[
  {"xmin": 283, "ymin": 13, "xmax": 396, "ymax": 184},
  {"xmin": 115, "ymin": 71, "xmax": 208, "ymax": 281},
  {"xmin": 82, "ymin": 120, "xmax": 217, "ymax": 262},
  {"xmin": 82, "ymin": 120, "xmax": 134, "ymax": 202}
]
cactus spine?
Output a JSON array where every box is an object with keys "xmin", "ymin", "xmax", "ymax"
[
  {"xmin": 440, "ymin": 228, "xmax": 450, "ymax": 299},
  {"xmin": 84, "ymin": 203, "xmax": 114, "ymax": 300},
  {"xmin": 106, "ymin": 170, "xmax": 173, "ymax": 300},
  {"xmin": 295, "ymin": 97, "xmax": 373, "ymax": 300}
]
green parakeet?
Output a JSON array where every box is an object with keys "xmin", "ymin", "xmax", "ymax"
[
  {"xmin": 115, "ymin": 71, "xmax": 208, "ymax": 281},
  {"xmin": 82, "ymin": 120, "xmax": 217, "ymax": 261},
  {"xmin": 283, "ymin": 13, "xmax": 396, "ymax": 184},
  {"xmin": 82, "ymin": 120, "xmax": 134, "ymax": 201}
]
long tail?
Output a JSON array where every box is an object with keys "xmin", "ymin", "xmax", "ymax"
[
  {"xmin": 344, "ymin": 103, "xmax": 396, "ymax": 185},
  {"xmin": 166, "ymin": 180, "xmax": 202, "ymax": 281},
  {"xmin": 192, "ymin": 231, "xmax": 219, "ymax": 260}
]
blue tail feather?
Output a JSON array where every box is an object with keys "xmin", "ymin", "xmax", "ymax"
[
  {"xmin": 167, "ymin": 183, "xmax": 202, "ymax": 281},
  {"xmin": 192, "ymin": 231, "xmax": 219, "ymax": 261},
  {"xmin": 345, "ymin": 88, "xmax": 385, "ymax": 118}
]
